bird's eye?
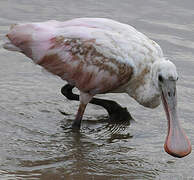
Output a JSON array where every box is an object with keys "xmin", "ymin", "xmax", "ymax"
[{"xmin": 158, "ymin": 75, "xmax": 163, "ymax": 82}]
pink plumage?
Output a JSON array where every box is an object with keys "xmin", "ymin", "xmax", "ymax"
[
  {"xmin": 4, "ymin": 18, "xmax": 191, "ymax": 158},
  {"xmin": 5, "ymin": 19, "xmax": 133, "ymax": 95}
]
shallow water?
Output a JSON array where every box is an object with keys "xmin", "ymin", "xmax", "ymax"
[{"xmin": 0, "ymin": 0, "xmax": 194, "ymax": 179}]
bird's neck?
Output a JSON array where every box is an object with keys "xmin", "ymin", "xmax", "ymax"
[
  {"xmin": 141, "ymin": 78, "xmax": 161, "ymax": 108},
  {"xmin": 126, "ymin": 70, "xmax": 161, "ymax": 108}
]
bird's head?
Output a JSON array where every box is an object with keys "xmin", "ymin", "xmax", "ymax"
[
  {"xmin": 152, "ymin": 60, "xmax": 178, "ymax": 90},
  {"xmin": 152, "ymin": 60, "xmax": 191, "ymax": 158}
]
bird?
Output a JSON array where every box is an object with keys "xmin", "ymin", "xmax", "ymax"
[{"xmin": 3, "ymin": 18, "xmax": 191, "ymax": 158}]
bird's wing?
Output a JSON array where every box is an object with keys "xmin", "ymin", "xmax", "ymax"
[
  {"xmin": 5, "ymin": 19, "xmax": 163, "ymax": 94},
  {"xmin": 36, "ymin": 34, "xmax": 133, "ymax": 94}
]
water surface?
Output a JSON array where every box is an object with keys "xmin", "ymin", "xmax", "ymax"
[{"xmin": 0, "ymin": 0, "xmax": 194, "ymax": 179}]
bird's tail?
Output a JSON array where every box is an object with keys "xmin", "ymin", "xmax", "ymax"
[{"xmin": 3, "ymin": 22, "xmax": 57, "ymax": 61}]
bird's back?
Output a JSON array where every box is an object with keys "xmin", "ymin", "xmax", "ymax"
[{"xmin": 5, "ymin": 18, "xmax": 163, "ymax": 95}]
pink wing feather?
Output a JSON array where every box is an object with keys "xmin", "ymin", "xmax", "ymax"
[{"xmin": 5, "ymin": 19, "xmax": 133, "ymax": 95}]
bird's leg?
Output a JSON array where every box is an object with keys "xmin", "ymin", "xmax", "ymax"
[
  {"xmin": 71, "ymin": 91, "xmax": 92, "ymax": 130},
  {"xmin": 61, "ymin": 84, "xmax": 133, "ymax": 123},
  {"xmin": 91, "ymin": 98, "xmax": 133, "ymax": 123},
  {"xmin": 72, "ymin": 102, "xmax": 87, "ymax": 130},
  {"xmin": 61, "ymin": 84, "xmax": 79, "ymax": 101}
]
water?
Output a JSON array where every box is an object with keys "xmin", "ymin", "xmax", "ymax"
[{"xmin": 0, "ymin": 0, "xmax": 194, "ymax": 179}]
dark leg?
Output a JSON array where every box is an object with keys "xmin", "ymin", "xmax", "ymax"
[{"xmin": 61, "ymin": 84, "xmax": 133, "ymax": 123}]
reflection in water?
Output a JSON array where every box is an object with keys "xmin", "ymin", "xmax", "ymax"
[
  {"xmin": 59, "ymin": 117, "xmax": 157, "ymax": 180},
  {"xmin": 0, "ymin": 0, "xmax": 194, "ymax": 179}
]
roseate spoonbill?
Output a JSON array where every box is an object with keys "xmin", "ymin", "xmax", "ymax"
[{"xmin": 3, "ymin": 18, "xmax": 191, "ymax": 157}]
